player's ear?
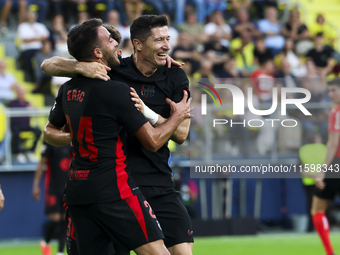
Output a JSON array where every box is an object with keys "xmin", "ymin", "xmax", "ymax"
[
  {"xmin": 133, "ymin": 39, "xmax": 142, "ymax": 52},
  {"xmin": 94, "ymin": 47, "xmax": 103, "ymax": 59}
]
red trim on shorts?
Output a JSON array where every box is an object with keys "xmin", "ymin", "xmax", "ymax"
[
  {"xmin": 126, "ymin": 195, "xmax": 148, "ymax": 241},
  {"xmin": 115, "ymin": 129, "xmax": 133, "ymax": 199}
]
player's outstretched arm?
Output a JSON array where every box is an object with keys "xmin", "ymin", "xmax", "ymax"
[
  {"xmin": 0, "ymin": 185, "xmax": 4, "ymax": 211},
  {"xmin": 32, "ymin": 156, "xmax": 48, "ymax": 201},
  {"xmin": 41, "ymin": 56, "xmax": 111, "ymax": 81},
  {"xmin": 134, "ymin": 91, "xmax": 192, "ymax": 152},
  {"xmin": 44, "ymin": 122, "xmax": 71, "ymax": 146}
]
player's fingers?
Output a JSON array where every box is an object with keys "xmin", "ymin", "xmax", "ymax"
[
  {"xmin": 181, "ymin": 90, "xmax": 188, "ymax": 102},
  {"xmin": 166, "ymin": 98, "xmax": 173, "ymax": 105},
  {"xmin": 130, "ymin": 87, "xmax": 137, "ymax": 94}
]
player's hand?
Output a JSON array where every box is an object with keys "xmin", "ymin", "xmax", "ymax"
[
  {"xmin": 32, "ymin": 186, "xmax": 41, "ymax": 201},
  {"xmin": 166, "ymin": 55, "xmax": 185, "ymax": 68},
  {"xmin": 166, "ymin": 90, "xmax": 193, "ymax": 120},
  {"xmin": 78, "ymin": 62, "xmax": 111, "ymax": 81},
  {"xmin": 0, "ymin": 185, "xmax": 4, "ymax": 211},
  {"xmin": 315, "ymin": 178, "xmax": 325, "ymax": 190},
  {"xmin": 130, "ymin": 87, "xmax": 145, "ymax": 113}
]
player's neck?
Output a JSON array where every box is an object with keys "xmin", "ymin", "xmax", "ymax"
[{"xmin": 133, "ymin": 53, "xmax": 157, "ymax": 77}]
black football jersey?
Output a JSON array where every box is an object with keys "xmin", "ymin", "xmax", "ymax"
[
  {"xmin": 49, "ymin": 76, "xmax": 148, "ymax": 205},
  {"xmin": 110, "ymin": 56, "xmax": 189, "ymax": 186}
]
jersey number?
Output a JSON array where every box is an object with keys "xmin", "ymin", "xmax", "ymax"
[{"xmin": 65, "ymin": 115, "xmax": 98, "ymax": 162}]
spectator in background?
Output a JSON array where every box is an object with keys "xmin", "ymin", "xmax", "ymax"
[
  {"xmin": 32, "ymin": 142, "xmax": 70, "ymax": 255},
  {"xmin": 172, "ymin": 31, "xmax": 202, "ymax": 74},
  {"xmin": 106, "ymin": 10, "xmax": 130, "ymax": 41},
  {"xmin": 306, "ymin": 32, "xmax": 334, "ymax": 78},
  {"xmin": 9, "ymin": 87, "xmax": 41, "ymax": 163},
  {"xmin": 175, "ymin": 0, "xmax": 205, "ymax": 25},
  {"xmin": 123, "ymin": 0, "xmax": 144, "ymax": 24},
  {"xmin": 219, "ymin": 57, "xmax": 243, "ymax": 78},
  {"xmin": 249, "ymin": 56, "xmax": 276, "ymax": 103},
  {"xmin": 0, "ymin": 60, "xmax": 19, "ymax": 105},
  {"xmin": 281, "ymin": 8, "xmax": 310, "ymax": 43},
  {"xmin": 0, "ymin": 185, "xmax": 4, "ymax": 211},
  {"xmin": 232, "ymin": 8, "xmax": 260, "ymax": 39},
  {"xmin": 230, "ymin": 0, "xmax": 251, "ymax": 10},
  {"xmin": 0, "ymin": 0, "xmax": 26, "ymax": 34},
  {"xmin": 33, "ymin": 40, "xmax": 54, "ymax": 94},
  {"xmin": 304, "ymin": 59, "xmax": 320, "ymax": 79},
  {"xmin": 192, "ymin": 59, "xmax": 215, "ymax": 84},
  {"xmin": 276, "ymin": 38, "xmax": 307, "ymax": 77},
  {"xmin": 257, "ymin": 6, "xmax": 285, "ymax": 56},
  {"xmin": 49, "ymin": 14, "xmax": 69, "ymax": 58},
  {"xmin": 253, "ymin": 35, "xmax": 273, "ymax": 66},
  {"xmin": 203, "ymin": 35, "xmax": 229, "ymax": 75},
  {"xmin": 309, "ymin": 13, "xmax": 337, "ymax": 49},
  {"xmin": 70, "ymin": 11, "xmax": 89, "ymax": 30},
  {"xmin": 252, "ymin": 0, "xmax": 278, "ymax": 19},
  {"xmin": 229, "ymin": 28, "xmax": 255, "ymax": 74},
  {"xmin": 120, "ymin": 38, "xmax": 134, "ymax": 58},
  {"xmin": 17, "ymin": 10, "xmax": 50, "ymax": 82},
  {"xmin": 275, "ymin": 59, "xmax": 298, "ymax": 89},
  {"xmin": 179, "ymin": 11, "xmax": 207, "ymax": 46},
  {"xmin": 204, "ymin": 11, "xmax": 232, "ymax": 48},
  {"xmin": 50, "ymin": 0, "xmax": 78, "ymax": 26}
]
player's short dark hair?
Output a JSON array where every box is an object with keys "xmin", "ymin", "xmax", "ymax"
[
  {"xmin": 130, "ymin": 15, "xmax": 168, "ymax": 45},
  {"xmin": 327, "ymin": 78, "xmax": 340, "ymax": 87},
  {"xmin": 67, "ymin": 18, "xmax": 103, "ymax": 62},
  {"xmin": 103, "ymin": 24, "xmax": 122, "ymax": 45}
]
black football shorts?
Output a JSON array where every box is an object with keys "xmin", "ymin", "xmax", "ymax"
[
  {"xmin": 45, "ymin": 187, "xmax": 65, "ymax": 214},
  {"xmin": 67, "ymin": 193, "xmax": 164, "ymax": 255},
  {"xmin": 139, "ymin": 186, "xmax": 194, "ymax": 248},
  {"xmin": 315, "ymin": 158, "xmax": 340, "ymax": 200}
]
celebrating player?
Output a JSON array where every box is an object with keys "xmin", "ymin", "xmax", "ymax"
[
  {"xmin": 311, "ymin": 78, "xmax": 340, "ymax": 255},
  {"xmin": 42, "ymin": 15, "xmax": 193, "ymax": 255},
  {"xmin": 44, "ymin": 18, "xmax": 191, "ymax": 255}
]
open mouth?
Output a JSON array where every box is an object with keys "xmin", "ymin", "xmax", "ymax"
[{"xmin": 157, "ymin": 53, "xmax": 167, "ymax": 60}]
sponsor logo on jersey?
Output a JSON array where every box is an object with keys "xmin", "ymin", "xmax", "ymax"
[
  {"xmin": 187, "ymin": 229, "xmax": 193, "ymax": 235},
  {"xmin": 141, "ymin": 85, "xmax": 155, "ymax": 98},
  {"xmin": 69, "ymin": 170, "xmax": 90, "ymax": 180}
]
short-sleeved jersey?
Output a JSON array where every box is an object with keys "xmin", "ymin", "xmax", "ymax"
[
  {"xmin": 41, "ymin": 142, "xmax": 70, "ymax": 193},
  {"xmin": 110, "ymin": 56, "xmax": 189, "ymax": 186},
  {"xmin": 328, "ymin": 105, "xmax": 340, "ymax": 158},
  {"xmin": 49, "ymin": 76, "xmax": 148, "ymax": 205}
]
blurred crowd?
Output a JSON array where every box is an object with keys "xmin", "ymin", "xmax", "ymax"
[{"xmin": 0, "ymin": 0, "xmax": 340, "ymax": 161}]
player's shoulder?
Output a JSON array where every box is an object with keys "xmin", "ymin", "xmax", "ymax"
[
  {"xmin": 166, "ymin": 66, "xmax": 188, "ymax": 80},
  {"xmin": 330, "ymin": 104, "xmax": 340, "ymax": 114}
]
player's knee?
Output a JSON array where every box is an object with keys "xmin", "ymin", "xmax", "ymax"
[{"xmin": 168, "ymin": 243, "xmax": 193, "ymax": 255}]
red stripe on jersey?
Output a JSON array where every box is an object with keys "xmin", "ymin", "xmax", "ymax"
[
  {"xmin": 126, "ymin": 195, "xmax": 148, "ymax": 241},
  {"xmin": 115, "ymin": 130, "xmax": 133, "ymax": 199},
  {"xmin": 328, "ymin": 105, "xmax": 340, "ymax": 158}
]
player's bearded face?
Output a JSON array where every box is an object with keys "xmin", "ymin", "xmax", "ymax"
[{"xmin": 143, "ymin": 26, "xmax": 170, "ymax": 67}]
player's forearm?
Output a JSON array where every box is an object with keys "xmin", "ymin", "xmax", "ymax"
[
  {"xmin": 170, "ymin": 119, "xmax": 190, "ymax": 144},
  {"xmin": 324, "ymin": 141, "xmax": 339, "ymax": 166},
  {"xmin": 33, "ymin": 162, "xmax": 45, "ymax": 188},
  {"xmin": 44, "ymin": 125, "xmax": 71, "ymax": 146},
  {"xmin": 41, "ymin": 56, "xmax": 78, "ymax": 77}
]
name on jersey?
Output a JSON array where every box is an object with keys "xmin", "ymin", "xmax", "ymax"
[
  {"xmin": 69, "ymin": 170, "xmax": 90, "ymax": 180},
  {"xmin": 67, "ymin": 89, "xmax": 85, "ymax": 102}
]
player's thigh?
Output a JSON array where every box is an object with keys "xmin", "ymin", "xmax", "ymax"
[
  {"xmin": 168, "ymin": 242, "xmax": 193, "ymax": 255},
  {"xmin": 68, "ymin": 205, "xmax": 112, "ymax": 255},
  {"xmin": 133, "ymin": 239, "xmax": 169, "ymax": 255},
  {"xmin": 140, "ymin": 186, "xmax": 194, "ymax": 248},
  {"xmin": 93, "ymin": 194, "xmax": 164, "ymax": 251}
]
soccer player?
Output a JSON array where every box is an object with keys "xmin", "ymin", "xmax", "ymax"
[
  {"xmin": 42, "ymin": 15, "xmax": 193, "ymax": 255},
  {"xmin": 32, "ymin": 142, "xmax": 70, "ymax": 255},
  {"xmin": 44, "ymin": 18, "xmax": 191, "ymax": 255},
  {"xmin": 311, "ymin": 78, "xmax": 340, "ymax": 255}
]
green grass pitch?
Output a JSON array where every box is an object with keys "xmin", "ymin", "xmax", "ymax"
[{"xmin": 0, "ymin": 233, "xmax": 339, "ymax": 255}]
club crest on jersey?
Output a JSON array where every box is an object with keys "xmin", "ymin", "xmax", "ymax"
[{"xmin": 141, "ymin": 85, "xmax": 155, "ymax": 98}]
